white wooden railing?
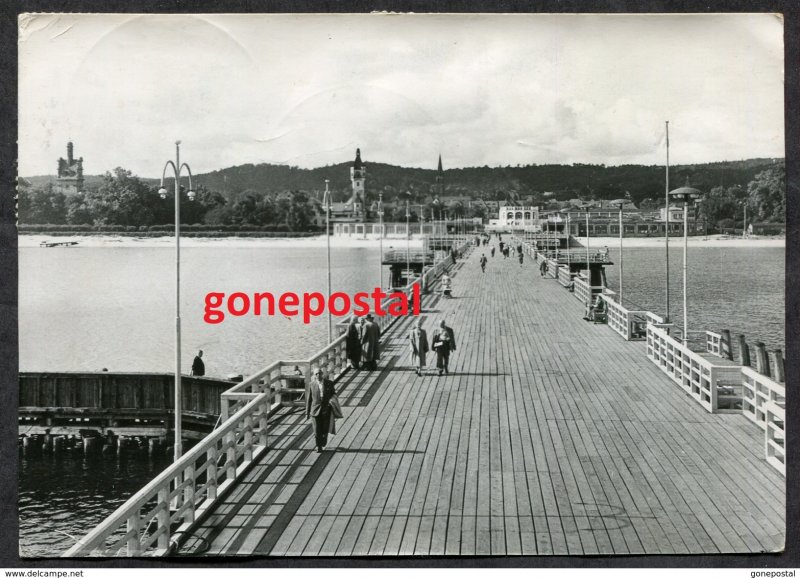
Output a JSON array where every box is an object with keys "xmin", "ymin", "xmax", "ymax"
[
  {"xmin": 742, "ymin": 366, "xmax": 785, "ymax": 427},
  {"xmin": 572, "ymin": 274, "xmax": 595, "ymax": 305},
  {"xmin": 557, "ymin": 266, "xmax": 573, "ymax": 288},
  {"xmin": 646, "ymin": 323, "xmax": 743, "ymax": 413},
  {"xmin": 599, "ymin": 295, "xmax": 648, "ymax": 341},
  {"xmin": 63, "ymin": 239, "xmax": 471, "ymax": 558},
  {"xmin": 705, "ymin": 331, "xmax": 722, "ymax": 357},
  {"xmin": 64, "ymin": 390, "xmax": 272, "ymax": 557},
  {"xmin": 765, "ymin": 399, "xmax": 785, "ymax": 476}
]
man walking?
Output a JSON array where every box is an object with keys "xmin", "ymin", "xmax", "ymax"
[
  {"xmin": 491, "ymin": 246, "xmax": 495, "ymax": 258},
  {"xmin": 306, "ymin": 368, "xmax": 335, "ymax": 452},
  {"xmin": 431, "ymin": 320, "xmax": 457, "ymax": 376},
  {"xmin": 480, "ymin": 253, "xmax": 488, "ymax": 273},
  {"xmin": 360, "ymin": 314, "xmax": 381, "ymax": 371},
  {"xmin": 191, "ymin": 350, "xmax": 205, "ymax": 377}
]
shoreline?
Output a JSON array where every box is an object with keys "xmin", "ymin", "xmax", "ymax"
[{"xmin": 17, "ymin": 233, "xmax": 785, "ymax": 249}]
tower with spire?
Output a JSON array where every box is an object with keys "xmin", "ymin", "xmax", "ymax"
[
  {"xmin": 349, "ymin": 148, "xmax": 366, "ymax": 217},
  {"xmin": 435, "ymin": 154, "xmax": 444, "ymax": 197}
]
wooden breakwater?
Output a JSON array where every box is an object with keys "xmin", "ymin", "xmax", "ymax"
[{"xmin": 19, "ymin": 372, "xmax": 236, "ymax": 457}]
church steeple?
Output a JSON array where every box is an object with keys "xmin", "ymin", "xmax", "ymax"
[
  {"xmin": 435, "ymin": 153, "xmax": 444, "ymax": 195},
  {"xmin": 350, "ymin": 147, "xmax": 366, "ymax": 218}
]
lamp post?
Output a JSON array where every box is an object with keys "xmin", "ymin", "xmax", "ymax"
[
  {"xmin": 417, "ymin": 204, "xmax": 426, "ymax": 289},
  {"xmin": 582, "ymin": 203, "xmax": 592, "ymax": 289},
  {"xmin": 664, "ymin": 120, "xmax": 671, "ymax": 323},
  {"xmin": 431, "ymin": 208, "xmax": 436, "ymax": 270},
  {"xmin": 669, "ymin": 181, "xmax": 702, "ymax": 346},
  {"xmin": 157, "ymin": 140, "xmax": 195, "ymax": 462},
  {"xmin": 610, "ymin": 198, "xmax": 627, "ymax": 306},
  {"xmin": 323, "ymin": 180, "xmax": 332, "ymax": 343},
  {"xmin": 406, "ymin": 199, "xmax": 411, "ymax": 287},
  {"xmin": 378, "ymin": 192, "xmax": 384, "ymax": 290},
  {"xmin": 742, "ymin": 200, "xmax": 748, "ymax": 238},
  {"xmin": 561, "ymin": 208, "xmax": 572, "ymax": 269}
]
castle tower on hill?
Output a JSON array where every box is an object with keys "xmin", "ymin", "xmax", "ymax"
[
  {"xmin": 349, "ymin": 148, "xmax": 366, "ymax": 217},
  {"xmin": 55, "ymin": 141, "xmax": 84, "ymax": 195}
]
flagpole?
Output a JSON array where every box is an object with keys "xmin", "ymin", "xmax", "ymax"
[{"xmin": 664, "ymin": 120, "xmax": 671, "ymax": 323}]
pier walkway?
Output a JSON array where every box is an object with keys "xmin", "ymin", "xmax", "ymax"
[{"xmin": 179, "ymin": 246, "xmax": 784, "ymax": 556}]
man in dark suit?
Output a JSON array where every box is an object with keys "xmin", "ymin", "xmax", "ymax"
[
  {"xmin": 431, "ymin": 320, "xmax": 457, "ymax": 375},
  {"xmin": 305, "ymin": 368, "xmax": 335, "ymax": 452},
  {"xmin": 360, "ymin": 314, "xmax": 381, "ymax": 371},
  {"xmin": 191, "ymin": 350, "xmax": 205, "ymax": 376}
]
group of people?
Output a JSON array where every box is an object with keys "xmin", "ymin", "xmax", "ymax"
[
  {"xmin": 408, "ymin": 318, "xmax": 457, "ymax": 376},
  {"xmin": 344, "ymin": 313, "xmax": 381, "ymax": 371}
]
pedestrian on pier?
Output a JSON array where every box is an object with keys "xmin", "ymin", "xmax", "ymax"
[
  {"xmin": 345, "ymin": 317, "xmax": 361, "ymax": 370},
  {"xmin": 306, "ymin": 368, "xmax": 335, "ymax": 453},
  {"xmin": 360, "ymin": 314, "xmax": 381, "ymax": 371},
  {"xmin": 539, "ymin": 260, "xmax": 548, "ymax": 277},
  {"xmin": 491, "ymin": 246, "xmax": 496, "ymax": 258},
  {"xmin": 191, "ymin": 350, "xmax": 205, "ymax": 377},
  {"xmin": 499, "ymin": 241, "xmax": 505, "ymax": 254},
  {"xmin": 480, "ymin": 253, "xmax": 488, "ymax": 273},
  {"xmin": 431, "ymin": 320, "xmax": 456, "ymax": 376},
  {"xmin": 518, "ymin": 250, "xmax": 524, "ymax": 267},
  {"xmin": 408, "ymin": 318, "xmax": 429, "ymax": 376}
]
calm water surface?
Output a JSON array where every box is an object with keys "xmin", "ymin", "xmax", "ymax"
[{"xmin": 18, "ymin": 242, "xmax": 784, "ymax": 555}]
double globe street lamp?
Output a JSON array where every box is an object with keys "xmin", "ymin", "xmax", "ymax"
[
  {"xmin": 668, "ymin": 180, "xmax": 702, "ymax": 346},
  {"xmin": 157, "ymin": 140, "xmax": 195, "ymax": 462}
]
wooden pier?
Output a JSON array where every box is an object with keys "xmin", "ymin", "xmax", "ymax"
[{"xmin": 65, "ymin": 241, "xmax": 784, "ymax": 557}]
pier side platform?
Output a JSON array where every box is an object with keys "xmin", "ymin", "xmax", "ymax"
[{"xmin": 180, "ymin": 247, "xmax": 784, "ymax": 556}]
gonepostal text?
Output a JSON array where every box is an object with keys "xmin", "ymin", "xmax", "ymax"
[{"xmin": 204, "ymin": 285, "xmax": 422, "ymax": 324}]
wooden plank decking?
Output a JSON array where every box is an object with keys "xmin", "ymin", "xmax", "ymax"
[{"xmin": 183, "ymin": 244, "xmax": 785, "ymax": 556}]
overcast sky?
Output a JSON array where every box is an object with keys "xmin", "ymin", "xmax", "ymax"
[{"xmin": 18, "ymin": 13, "xmax": 784, "ymax": 177}]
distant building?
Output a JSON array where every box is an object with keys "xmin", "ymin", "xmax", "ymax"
[
  {"xmin": 55, "ymin": 141, "xmax": 84, "ymax": 195},
  {"xmin": 496, "ymin": 205, "xmax": 540, "ymax": 228}
]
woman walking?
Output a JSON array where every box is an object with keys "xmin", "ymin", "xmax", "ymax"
[{"xmin": 408, "ymin": 318, "xmax": 429, "ymax": 375}]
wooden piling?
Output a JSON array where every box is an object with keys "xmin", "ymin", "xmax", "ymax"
[
  {"xmin": 23, "ymin": 435, "xmax": 42, "ymax": 456},
  {"xmin": 148, "ymin": 438, "xmax": 161, "ymax": 456},
  {"xmin": 83, "ymin": 436, "xmax": 102, "ymax": 457},
  {"xmin": 755, "ymin": 342, "xmax": 771, "ymax": 377},
  {"xmin": 720, "ymin": 329, "xmax": 733, "ymax": 360},
  {"xmin": 53, "ymin": 436, "xmax": 65, "ymax": 455},
  {"xmin": 771, "ymin": 349, "xmax": 785, "ymax": 383},
  {"xmin": 737, "ymin": 334, "xmax": 751, "ymax": 366}
]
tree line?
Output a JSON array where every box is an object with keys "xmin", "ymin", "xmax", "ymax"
[{"xmin": 18, "ymin": 161, "xmax": 785, "ymax": 231}]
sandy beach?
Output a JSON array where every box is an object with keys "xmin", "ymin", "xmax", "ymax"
[{"xmin": 17, "ymin": 233, "xmax": 784, "ymax": 249}]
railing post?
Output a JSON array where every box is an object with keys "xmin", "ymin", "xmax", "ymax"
[
  {"xmin": 225, "ymin": 430, "xmax": 237, "ymax": 481},
  {"xmin": 126, "ymin": 511, "xmax": 142, "ymax": 557},
  {"xmin": 183, "ymin": 464, "xmax": 195, "ymax": 524},
  {"xmin": 157, "ymin": 488, "xmax": 170, "ymax": 551},
  {"xmin": 259, "ymin": 401, "xmax": 269, "ymax": 446},
  {"xmin": 244, "ymin": 415, "xmax": 254, "ymax": 462},
  {"xmin": 206, "ymin": 446, "xmax": 218, "ymax": 501}
]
